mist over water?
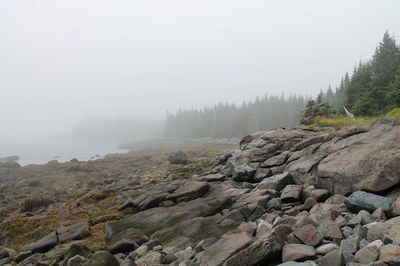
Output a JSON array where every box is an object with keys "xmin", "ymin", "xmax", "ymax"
[{"xmin": 1, "ymin": 0, "xmax": 400, "ymax": 163}]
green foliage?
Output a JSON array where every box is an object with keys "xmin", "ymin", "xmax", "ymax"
[
  {"xmin": 317, "ymin": 31, "xmax": 400, "ymax": 117},
  {"xmin": 300, "ymin": 99, "xmax": 332, "ymax": 125}
]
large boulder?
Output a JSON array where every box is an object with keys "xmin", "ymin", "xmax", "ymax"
[{"xmin": 345, "ymin": 191, "xmax": 392, "ymax": 213}]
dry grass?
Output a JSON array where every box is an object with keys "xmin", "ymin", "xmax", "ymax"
[{"xmin": 314, "ymin": 107, "xmax": 400, "ymax": 128}]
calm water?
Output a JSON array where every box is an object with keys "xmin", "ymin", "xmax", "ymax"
[{"xmin": 0, "ymin": 139, "xmax": 127, "ymax": 166}]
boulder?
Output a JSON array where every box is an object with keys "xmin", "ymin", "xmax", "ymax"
[
  {"xmin": 315, "ymin": 243, "xmax": 339, "ymax": 255},
  {"xmin": 282, "ymin": 244, "xmax": 316, "ymax": 262},
  {"xmin": 232, "ymin": 164, "xmax": 257, "ymax": 182},
  {"xmin": 345, "ymin": 191, "xmax": 392, "ymax": 213}
]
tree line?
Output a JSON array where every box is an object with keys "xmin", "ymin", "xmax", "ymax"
[
  {"xmin": 316, "ymin": 31, "xmax": 400, "ymax": 117},
  {"xmin": 164, "ymin": 95, "xmax": 308, "ymax": 138}
]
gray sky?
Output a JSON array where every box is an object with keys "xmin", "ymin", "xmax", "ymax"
[{"xmin": 1, "ymin": 0, "xmax": 400, "ymax": 140}]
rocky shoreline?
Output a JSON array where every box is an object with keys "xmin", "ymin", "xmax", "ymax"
[{"xmin": 1, "ymin": 120, "xmax": 400, "ymax": 265}]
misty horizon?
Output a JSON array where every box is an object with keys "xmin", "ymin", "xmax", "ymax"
[{"xmin": 1, "ymin": 0, "xmax": 400, "ymax": 142}]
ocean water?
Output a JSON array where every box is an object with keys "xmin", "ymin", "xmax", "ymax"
[{"xmin": 0, "ymin": 139, "xmax": 127, "ymax": 166}]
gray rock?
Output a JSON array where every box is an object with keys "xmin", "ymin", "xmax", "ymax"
[
  {"xmin": 24, "ymin": 231, "xmax": 58, "ymax": 253},
  {"xmin": 253, "ymin": 168, "xmax": 273, "ymax": 182},
  {"xmin": 200, "ymin": 232, "xmax": 253, "ymax": 266},
  {"xmin": 257, "ymin": 172, "xmax": 293, "ymax": 191},
  {"xmin": 57, "ymin": 222, "xmax": 90, "ymax": 243},
  {"xmin": 340, "ymin": 235, "xmax": 361, "ymax": 254},
  {"xmin": 166, "ymin": 181, "xmax": 210, "ymax": 202},
  {"xmin": 318, "ymin": 220, "xmax": 343, "ymax": 240},
  {"xmin": 67, "ymin": 255, "xmax": 87, "ymax": 266},
  {"xmin": 282, "ymin": 244, "xmax": 316, "ymax": 262},
  {"xmin": 223, "ymin": 225, "xmax": 292, "ymax": 266},
  {"xmin": 345, "ymin": 191, "xmax": 392, "ymax": 213},
  {"xmin": 281, "ymin": 185, "xmax": 302, "ymax": 203},
  {"xmin": 82, "ymin": 251, "xmax": 119, "ymax": 266},
  {"xmin": 316, "ymin": 243, "xmax": 339, "ymax": 255},
  {"xmin": 318, "ymin": 249, "xmax": 344, "ymax": 266},
  {"xmin": 354, "ymin": 246, "xmax": 379, "ymax": 264}
]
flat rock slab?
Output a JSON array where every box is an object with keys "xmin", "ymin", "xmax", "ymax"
[
  {"xmin": 200, "ymin": 232, "xmax": 253, "ymax": 266},
  {"xmin": 24, "ymin": 231, "xmax": 57, "ymax": 253},
  {"xmin": 57, "ymin": 222, "xmax": 90, "ymax": 243},
  {"xmin": 345, "ymin": 191, "xmax": 392, "ymax": 213},
  {"xmin": 166, "ymin": 181, "xmax": 209, "ymax": 202},
  {"xmin": 282, "ymin": 244, "xmax": 316, "ymax": 262}
]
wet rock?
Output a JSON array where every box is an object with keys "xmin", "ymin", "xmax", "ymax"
[
  {"xmin": 282, "ymin": 244, "xmax": 316, "ymax": 262},
  {"xmin": 293, "ymin": 224, "xmax": 323, "ymax": 246},
  {"xmin": 281, "ymin": 185, "xmax": 302, "ymax": 203},
  {"xmin": 345, "ymin": 191, "xmax": 392, "ymax": 213}
]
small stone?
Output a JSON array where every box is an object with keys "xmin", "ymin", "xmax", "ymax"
[
  {"xmin": 371, "ymin": 208, "xmax": 387, "ymax": 221},
  {"xmin": 354, "ymin": 246, "xmax": 379, "ymax": 264},
  {"xmin": 352, "ymin": 225, "xmax": 368, "ymax": 239},
  {"xmin": 303, "ymin": 198, "xmax": 318, "ymax": 211},
  {"xmin": 316, "ymin": 243, "xmax": 339, "ymax": 255},
  {"xmin": 318, "ymin": 249, "xmax": 344, "ymax": 266},
  {"xmin": 310, "ymin": 189, "xmax": 330, "ymax": 202},
  {"xmin": 134, "ymin": 245, "xmax": 149, "ymax": 257},
  {"xmin": 239, "ymin": 222, "xmax": 257, "ymax": 236},
  {"xmin": 318, "ymin": 220, "xmax": 343, "ymax": 240},
  {"xmin": 340, "ymin": 235, "xmax": 361, "ymax": 254},
  {"xmin": 281, "ymin": 185, "xmax": 302, "ymax": 203},
  {"xmin": 67, "ymin": 255, "xmax": 86, "ymax": 266},
  {"xmin": 390, "ymin": 198, "xmax": 400, "ymax": 217},
  {"xmin": 294, "ymin": 224, "xmax": 323, "ymax": 246},
  {"xmin": 367, "ymin": 240, "xmax": 384, "ymax": 251}
]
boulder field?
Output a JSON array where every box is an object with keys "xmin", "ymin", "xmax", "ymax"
[{"xmin": 1, "ymin": 120, "xmax": 400, "ymax": 265}]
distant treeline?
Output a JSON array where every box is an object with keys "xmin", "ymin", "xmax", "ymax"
[
  {"xmin": 318, "ymin": 31, "xmax": 400, "ymax": 116},
  {"xmin": 164, "ymin": 95, "xmax": 308, "ymax": 138}
]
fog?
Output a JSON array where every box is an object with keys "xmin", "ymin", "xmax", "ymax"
[{"xmin": 1, "ymin": 0, "xmax": 400, "ymax": 148}]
